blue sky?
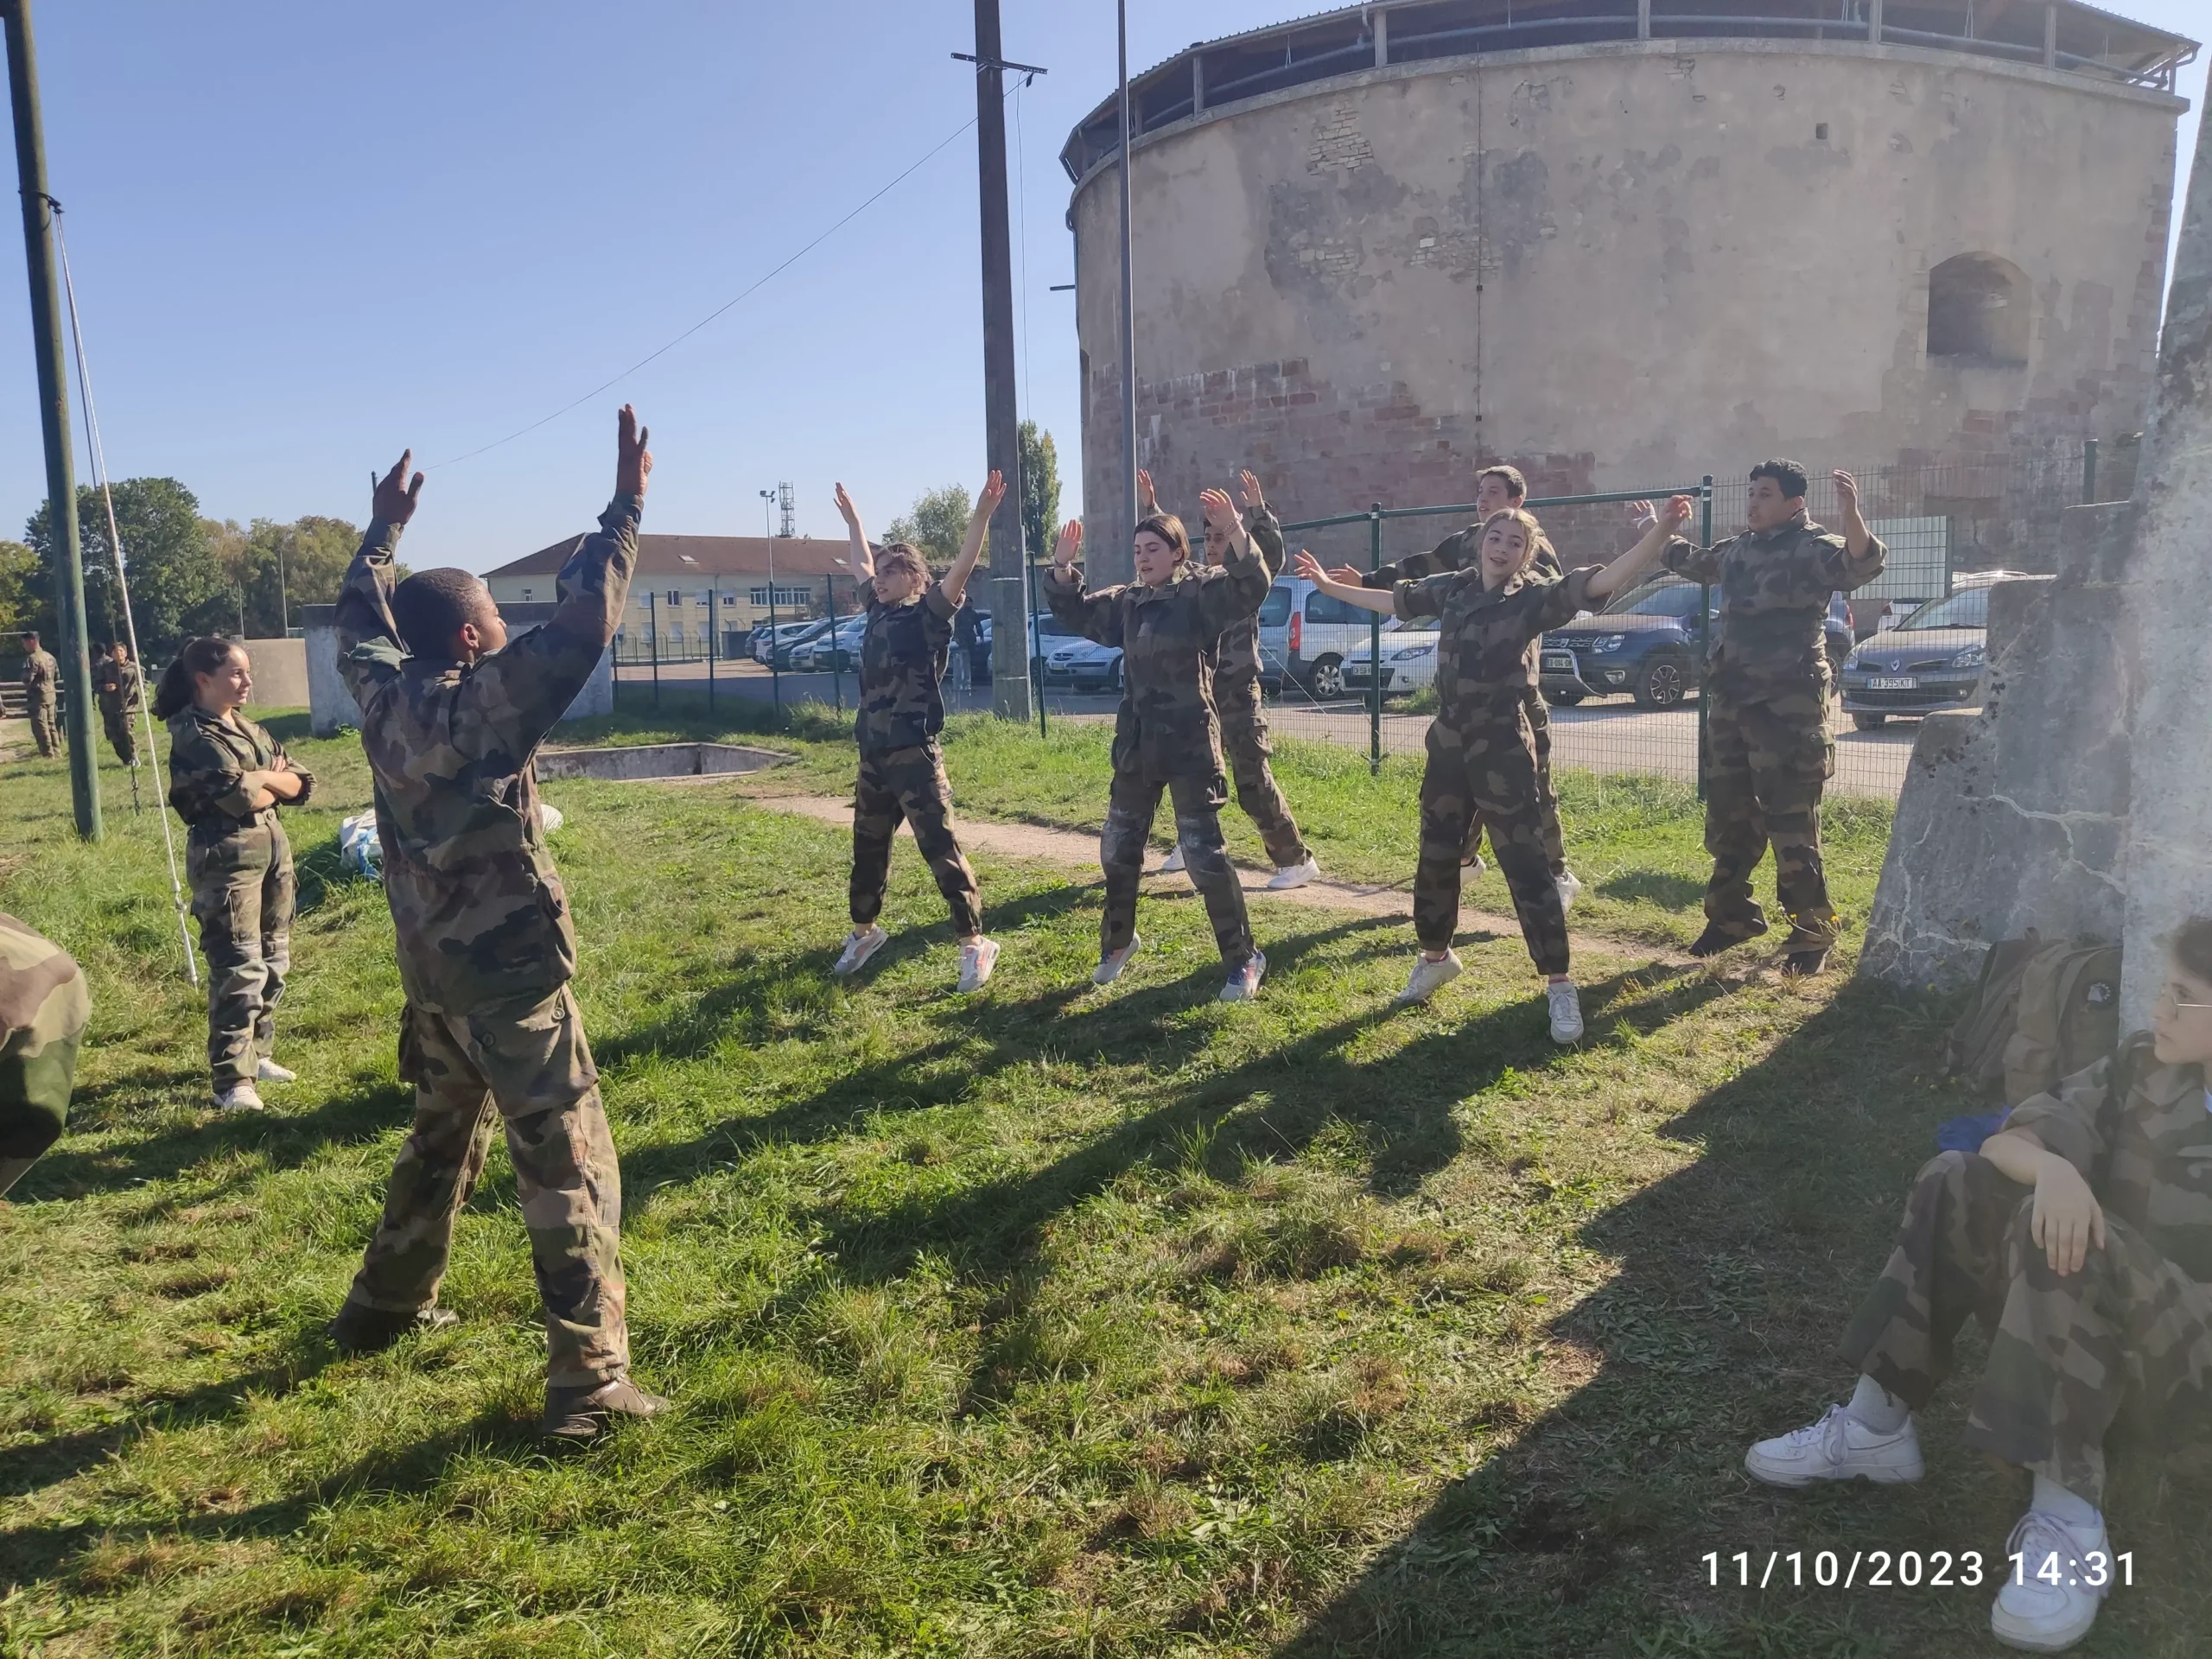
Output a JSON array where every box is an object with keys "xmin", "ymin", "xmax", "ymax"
[{"xmin": 0, "ymin": 1, "xmax": 2201, "ymax": 574}]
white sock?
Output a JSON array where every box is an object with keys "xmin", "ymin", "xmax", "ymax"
[
  {"xmin": 1846, "ymin": 1374, "xmax": 1910, "ymax": 1433},
  {"xmin": 2031, "ymin": 1473, "xmax": 2101, "ymax": 1529}
]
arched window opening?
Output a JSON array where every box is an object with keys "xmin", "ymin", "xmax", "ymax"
[{"xmin": 1927, "ymin": 253, "xmax": 2030, "ymax": 365}]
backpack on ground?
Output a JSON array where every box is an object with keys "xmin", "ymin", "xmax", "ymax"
[{"xmin": 1944, "ymin": 931, "xmax": 2122, "ymax": 1104}]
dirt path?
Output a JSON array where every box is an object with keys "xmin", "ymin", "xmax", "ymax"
[{"xmin": 723, "ymin": 785, "xmax": 1695, "ymax": 970}]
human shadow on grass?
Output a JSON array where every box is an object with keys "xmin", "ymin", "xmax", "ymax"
[
  {"xmin": 21, "ymin": 1074, "xmax": 411, "ymax": 1204},
  {"xmin": 1265, "ymin": 971, "xmax": 2164, "ymax": 1657}
]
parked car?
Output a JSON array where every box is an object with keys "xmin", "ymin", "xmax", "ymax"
[
  {"xmin": 1040, "ymin": 634, "xmax": 1125, "ymax": 694},
  {"xmin": 1256, "ymin": 577, "xmax": 1391, "ymax": 700},
  {"xmin": 1541, "ymin": 578, "xmax": 1853, "ymax": 709},
  {"xmin": 760, "ymin": 618, "xmax": 835, "ymax": 670},
  {"xmin": 1837, "ymin": 572, "xmax": 2024, "ymax": 729},
  {"xmin": 792, "ymin": 614, "xmax": 868, "ymax": 673},
  {"xmin": 1343, "ymin": 618, "xmax": 1437, "ymax": 697},
  {"xmin": 969, "ymin": 611, "xmax": 1088, "ymax": 687}
]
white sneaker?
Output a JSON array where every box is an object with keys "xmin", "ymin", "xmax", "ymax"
[
  {"xmin": 1548, "ymin": 980, "xmax": 1586, "ymax": 1044},
  {"xmin": 1744, "ymin": 1404, "xmax": 1925, "ymax": 1489},
  {"xmin": 957, "ymin": 938, "xmax": 999, "ymax": 993},
  {"xmin": 1555, "ymin": 869, "xmax": 1583, "ymax": 915},
  {"xmin": 1158, "ymin": 844, "xmax": 1185, "ymax": 874},
  {"xmin": 256, "ymin": 1058, "xmax": 296, "ymax": 1084},
  {"xmin": 832, "ymin": 925, "xmax": 888, "ymax": 978},
  {"xmin": 1219, "ymin": 950, "xmax": 1266, "ymax": 1002},
  {"xmin": 1396, "ymin": 951, "xmax": 1463, "ymax": 1005},
  {"xmin": 214, "ymin": 1083, "xmax": 266, "ymax": 1113},
  {"xmin": 1266, "ymin": 855, "xmax": 1319, "ymax": 892},
  {"xmin": 1462, "ymin": 850, "xmax": 1487, "ymax": 874},
  {"xmin": 1991, "ymin": 1509, "xmax": 2109, "ymax": 1652},
  {"xmin": 1094, "ymin": 935, "xmax": 1141, "ymax": 985}
]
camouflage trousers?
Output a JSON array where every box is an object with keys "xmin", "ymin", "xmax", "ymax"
[
  {"xmin": 1103, "ymin": 767, "xmax": 1253, "ymax": 969},
  {"xmin": 1220, "ymin": 709, "xmax": 1310, "ymax": 869},
  {"xmin": 1416, "ymin": 718, "xmax": 1568, "ymax": 975},
  {"xmin": 1465, "ymin": 691, "xmax": 1567, "ymax": 877},
  {"xmin": 101, "ymin": 707, "xmax": 137, "ymax": 766},
  {"xmin": 28, "ymin": 699, "xmax": 59, "ymax": 759},
  {"xmin": 346, "ymin": 986, "xmax": 628, "ymax": 1388},
  {"xmin": 1702, "ymin": 686, "xmax": 1837, "ymax": 950},
  {"xmin": 1840, "ymin": 1150, "xmax": 2212, "ymax": 1504},
  {"xmin": 186, "ymin": 822, "xmax": 295, "ymax": 1091},
  {"xmin": 850, "ymin": 743, "xmax": 982, "ymax": 938}
]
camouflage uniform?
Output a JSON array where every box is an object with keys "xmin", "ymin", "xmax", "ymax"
[
  {"xmin": 92, "ymin": 656, "xmax": 142, "ymax": 766},
  {"xmin": 333, "ymin": 495, "xmax": 639, "ymax": 1388},
  {"xmin": 850, "ymin": 582, "xmax": 982, "ymax": 937},
  {"xmin": 1397, "ymin": 566, "xmax": 1602, "ymax": 976},
  {"xmin": 166, "ymin": 706, "xmax": 314, "ymax": 1092},
  {"xmin": 1368, "ymin": 525, "xmax": 1567, "ymax": 875},
  {"xmin": 1043, "ymin": 535, "xmax": 1272, "ymax": 968},
  {"xmin": 21, "ymin": 647, "xmax": 60, "ymax": 758},
  {"xmin": 1840, "ymin": 1036, "xmax": 2212, "ymax": 1504},
  {"xmin": 0, "ymin": 913, "xmax": 90, "ymax": 1196},
  {"xmin": 1211, "ymin": 505, "xmax": 1310, "ymax": 869},
  {"xmin": 1661, "ymin": 512, "xmax": 1884, "ymax": 950}
]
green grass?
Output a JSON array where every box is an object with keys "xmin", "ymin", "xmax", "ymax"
[{"xmin": 3, "ymin": 709, "xmax": 2208, "ymax": 1656}]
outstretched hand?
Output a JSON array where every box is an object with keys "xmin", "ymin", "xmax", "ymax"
[
  {"xmin": 1052, "ymin": 519, "xmax": 1084, "ymax": 569},
  {"xmin": 1324, "ymin": 563, "xmax": 1365, "ymax": 587},
  {"xmin": 971, "ymin": 469, "xmax": 1007, "ymax": 523},
  {"xmin": 1135, "ymin": 468, "xmax": 1158, "ymax": 514},
  {"xmin": 1239, "ymin": 470, "xmax": 1264, "ymax": 510},
  {"xmin": 833, "ymin": 482, "xmax": 861, "ymax": 529},
  {"xmin": 1199, "ymin": 487, "xmax": 1238, "ymax": 532},
  {"xmin": 1626, "ymin": 499, "xmax": 1656, "ymax": 529},
  {"xmin": 617, "ymin": 404, "xmax": 652, "ymax": 498},
  {"xmin": 1659, "ymin": 493, "xmax": 1696, "ymax": 532},
  {"xmin": 372, "ymin": 450, "xmax": 425, "ymax": 526},
  {"xmin": 1294, "ymin": 550, "xmax": 1328, "ymax": 585},
  {"xmin": 1833, "ymin": 469, "xmax": 1859, "ymax": 514}
]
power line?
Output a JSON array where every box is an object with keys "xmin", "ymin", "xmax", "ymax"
[{"xmin": 428, "ymin": 105, "xmax": 990, "ymax": 471}]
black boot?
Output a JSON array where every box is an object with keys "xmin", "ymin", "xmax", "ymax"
[
  {"xmin": 1688, "ymin": 920, "xmax": 1765, "ymax": 958},
  {"xmin": 1783, "ymin": 946, "xmax": 1831, "ymax": 976},
  {"xmin": 541, "ymin": 1376, "xmax": 671, "ymax": 1441},
  {"xmin": 328, "ymin": 1301, "xmax": 459, "ymax": 1354}
]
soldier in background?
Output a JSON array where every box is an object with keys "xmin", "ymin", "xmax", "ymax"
[
  {"xmin": 1340, "ymin": 465, "xmax": 1581, "ymax": 912},
  {"xmin": 1044, "ymin": 489, "xmax": 1274, "ymax": 1002},
  {"xmin": 330, "ymin": 406, "xmax": 664, "ymax": 1443},
  {"xmin": 1138, "ymin": 468, "xmax": 1319, "ymax": 892},
  {"xmin": 827, "ymin": 474, "xmax": 1001, "ymax": 992},
  {"xmin": 19, "ymin": 632, "xmax": 60, "ymax": 759},
  {"xmin": 92, "ymin": 640, "xmax": 143, "ymax": 767},
  {"xmin": 0, "ymin": 912, "xmax": 90, "ymax": 1201},
  {"xmin": 1658, "ymin": 461, "xmax": 1883, "ymax": 974}
]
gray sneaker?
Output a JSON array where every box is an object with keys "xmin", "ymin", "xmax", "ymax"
[
  {"xmin": 1219, "ymin": 950, "xmax": 1267, "ymax": 1002},
  {"xmin": 1397, "ymin": 951, "xmax": 1463, "ymax": 1005},
  {"xmin": 542, "ymin": 1376, "xmax": 671, "ymax": 1441},
  {"xmin": 1093, "ymin": 935, "xmax": 1142, "ymax": 986},
  {"xmin": 832, "ymin": 925, "xmax": 888, "ymax": 978}
]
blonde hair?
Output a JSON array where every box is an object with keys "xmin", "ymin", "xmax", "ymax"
[{"xmin": 1479, "ymin": 507, "xmax": 1552, "ymax": 574}]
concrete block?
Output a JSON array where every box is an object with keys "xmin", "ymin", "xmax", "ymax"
[{"xmin": 299, "ymin": 601, "xmax": 613, "ymax": 740}]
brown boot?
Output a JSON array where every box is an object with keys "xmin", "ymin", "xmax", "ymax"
[
  {"xmin": 541, "ymin": 1376, "xmax": 671, "ymax": 1441},
  {"xmin": 328, "ymin": 1301, "xmax": 459, "ymax": 1355}
]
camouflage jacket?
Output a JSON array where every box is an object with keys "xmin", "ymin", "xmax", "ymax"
[
  {"xmin": 0, "ymin": 913, "xmax": 88, "ymax": 1132},
  {"xmin": 1395, "ymin": 565, "xmax": 1602, "ymax": 734},
  {"xmin": 1363, "ymin": 523, "xmax": 1563, "ymax": 589},
  {"xmin": 20, "ymin": 649, "xmax": 57, "ymax": 702},
  {"xmin": 165, "ymin": 705, "xmax": 316, "ymax": 839},
  {"xmin": 856, "ymin": 582, "xmax": 959, "ymax": 756},
  {"xmin": 1660, "ymin": 512, "xmax": 1884, "ymax": 690},
  {"xmin": 92, "ymin": 658, "xmax": 142, "ymax": 715},
  {"xmin": 335, "ymin": 494, "xmax": 639, "ymax": 1014},
  {"xmin": 2006, "ymin": 1033, "xmax": 2212, "ymax": 1281},
  {"xmin": 1043, "ymin": 536, "xmax": 1272, "ymax": 783},
  {"xmin": 1211, "ymin": 505, "xmax": 1285, "ymax": 717}
]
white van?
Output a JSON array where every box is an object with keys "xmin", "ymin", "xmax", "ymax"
[{"xmin": 1255, "ymin": 577, "xmax": 1400, "ymax": 700}]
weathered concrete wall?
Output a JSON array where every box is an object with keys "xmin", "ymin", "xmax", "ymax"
[
  {"xmin": 2118, "ymin": 103, "xmax": 2212, "ymax": 1027},
  {"xmin": 1071, "ymin": 40, "xmax": 2179, "ymax": 582},
  {"xmin": 237, "ymin": 637, "xmax": 308, "ymax": 710},
  {"xmin": 1860, "ymin": 503, "xmax": 2137, "ymax": 988},
  {"xmin": 299, "ymin": 603, "xmax": 613, "ymax": 739}
]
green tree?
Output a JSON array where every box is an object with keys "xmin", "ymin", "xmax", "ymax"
[
  {"xmin": 884, "ymin": 484, "xmax": 972, "ymax": 568},
  {"xmin": 27, "ymin": 478, "xmax": 231, "ymax": 655},
  {"xmin": 1018, "ymin": 421, "xmax": 1060, "ymax": 565},
  {"xmin": 0, "ymin": 540, "xmax": 44, "ymax": 639},
  {"xmin": 208, "ymin": 513, "xmax": 363, "ymax": 638}
]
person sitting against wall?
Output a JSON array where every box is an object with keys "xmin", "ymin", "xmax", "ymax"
[{"xmin": 1745, "ymin": 916, "xmax": 2212, "ymax": 1653}]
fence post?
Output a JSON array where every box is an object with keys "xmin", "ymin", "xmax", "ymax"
[
  {"xmin": 1695, "ymin": 475, "xmax": 1713, "ymax": 802},
  {"xmin": 649, "ymin": 590, "xmax": 660, "ymax": 709},
  {"xmin": 1368, "ymin": 502, "xmax": 1383, "ymax": 776},
  {"xmin": 706, "ymin": 581, "xmax": 717, "ymax": 717},
  {"xmin": 2081, "ymin": 437, "xmax": 2099, "ymax": 504},
  {"xmin": 1026, "ymin": 551, "xmax": 1047, "ymax": 738},
  {"xmin": 826, "ymin": 575, "xmax": 843, "ymax": 715}
]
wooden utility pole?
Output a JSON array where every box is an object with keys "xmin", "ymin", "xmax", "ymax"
[
  {"xmin": 3, "ymin": 0, "xmax": 99, "ymax": 837},
  {"xmin": 967, "ymin": 0, "xmax": 1035, "ymax": 721}
]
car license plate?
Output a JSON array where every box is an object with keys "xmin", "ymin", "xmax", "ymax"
[
  {"xmin": 1541, "ymin": 652, "xmax": 1574, "ymax": 673},
  {"xmin": 1868, "ymin": 676, "xmax": 1918, "ymax": 690}
]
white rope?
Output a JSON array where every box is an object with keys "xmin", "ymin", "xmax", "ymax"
[{"xmin": 51, "ymin": 206, "xmax": 198, "ymax": 987}]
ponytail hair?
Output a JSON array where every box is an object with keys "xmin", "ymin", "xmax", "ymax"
[{"xmin": 151, "ymin": 636, "xmax": 243, "ymax": 720}]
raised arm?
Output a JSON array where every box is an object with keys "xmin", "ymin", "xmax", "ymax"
[
  {"xmin": 1292, "ymin": 549, "xmax": 1399, "ymax": 615},
  {"xmin": 1135, "ymin": 468, "xmax": 1158, "ymax": 516},
  {"xmin": 1824, "ymin": 469, "xmax": 1885, "ymax": 588},
  {"xmin": 333, "ymin": 449, "xmax": 426, "ymax": 707},
  {"xmin": 1582, "ymin": 494, "xmax": 1695, "ymax": 604},
  {"xmin": 1040, "ymin": 519, "xmax": 1127, "ymax": 647},
  {"xmin": 834, "ymin": 483, "xmax": 874, "ymax": 586},
  {"xmin": 939, "ymin": 470, "xmax": 1004, "ymax": 610},
  {"xmin": 1195, "ymin": 486, "xmax": 1274, "ymax": 631},
  {"xmin": 1237, "ymin": 471, "xmax": 1288, "ymax": 581}
]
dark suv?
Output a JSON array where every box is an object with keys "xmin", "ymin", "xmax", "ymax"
[{"xmin": 1541, "ymin": 578, "xmax": 1851, "ymax": 709}]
